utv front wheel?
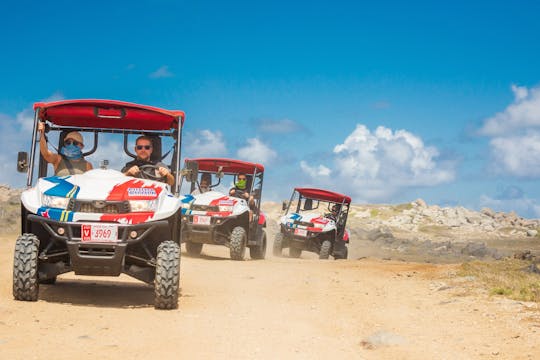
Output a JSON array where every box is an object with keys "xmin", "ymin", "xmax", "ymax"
[
  {"xmin": 13, "ymin": 234, "xmax": 40, "ymax": 301},
  {"xmin": 319, "ymin": 240, "xmax": 332, "ymax": 260},
  {"xmin": 186, "ymin": 241, "xmax": 203, "ymax": 256},
  {"xmin": 230, "ymin": 226, "xmax": 247, "ymax": 261},
  {"xmin": 250, "ymin": 230, "xmax": 267, "ymax": 260},
  {"xmin": 273, "ymin": 233, "xmax": 284, "ymax": 257},
  {"xmin": 154, "ymin": 241, "xmax": 180, "ymax": 310}
]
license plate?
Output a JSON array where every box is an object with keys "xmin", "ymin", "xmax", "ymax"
[
  {"xmin": 294, "ymin": 228, "xmax": 307, "ymax": 237},
  {"xmin": 81, "ymin": 223, "xmax": 119, "ymax": 242},
  {"xmin": 193, "ymin": 215, "xmax": 211, "ymax": 225}
]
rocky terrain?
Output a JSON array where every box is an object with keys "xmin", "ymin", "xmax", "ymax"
[{"xmin": 263, "ymin": 198, "xmax": 540, "ymax": 263}]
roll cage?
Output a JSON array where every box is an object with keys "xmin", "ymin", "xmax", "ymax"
[{"xmin": 20, "ymin": 99, "xmax": 186, "ymax": 195}]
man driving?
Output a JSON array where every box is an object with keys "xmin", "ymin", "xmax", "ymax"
[{"xmin": 121, "ymin": 135, "xmax": 174, "ymax": 186}]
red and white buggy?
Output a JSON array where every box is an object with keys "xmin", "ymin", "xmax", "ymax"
[
  {"xmin": 274, "ymin": 188, "xmax": 351, "ymax": 259},
  {"xmin": 180, "ymin": 158, "xmax": 267, "ymax": 260},
  {"xmin": 14, "ymin": 100, "xmax": 185, "ymax": 309}
]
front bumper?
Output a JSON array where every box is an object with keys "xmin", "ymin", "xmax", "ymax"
[
  {"xmin": 28, "ymin": 214, "xmax": 171, "ymax": 276},
  {"xmin": 180, "ymin": 214, "xmax": 239, "ymax": 244}
]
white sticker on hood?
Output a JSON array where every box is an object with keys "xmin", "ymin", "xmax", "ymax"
[{"xmin": 128, "ymin": 188, "xmax": 157, "ymax": 197}]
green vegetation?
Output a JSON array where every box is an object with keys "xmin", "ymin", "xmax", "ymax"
[
  {"xmin": 370, "ymin": 209, "xmax": 380, "ymax": 217},
  {"xmin": 459, "ymin": 259, "xmax": 540, "ymax": 302},
  {"xmin": 395, "ymin": 203, "xmax": 413, "ymax": 211}
]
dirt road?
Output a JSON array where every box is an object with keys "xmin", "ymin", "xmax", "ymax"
[{"xmin": 1, "ymin": 232, "xmax": 539, "ymax": 359}]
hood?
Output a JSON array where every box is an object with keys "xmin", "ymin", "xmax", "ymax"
[
  {"xmin": 181, "ymin": 190, "xmax": 249, "ymax": 217},
  {"xmin": 21, "ymin": 169, "xmax": 180, "ymax": 224},
  {"xmin": 280, "ymin": 211, "xmax": 335, "ymax": 232}
]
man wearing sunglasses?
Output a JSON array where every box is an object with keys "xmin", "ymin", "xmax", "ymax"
[
  {"xmin": 122, "ymin": 135, "xmax": 174, "ymax": 186},
  {"xmin": 38, "ymin": 122, "xmax": 93, "ymax": 176}
]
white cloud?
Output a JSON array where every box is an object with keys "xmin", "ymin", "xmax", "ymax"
[
  {"xmin": 479, "ymin": 84, "xmax": 540, "ymax": 136},
  {"xmin": 303, "ymin": 124, "xmax": 455, "ymax": 202},
  {"xmin": 479, "ymin": 84, "xmax": 540, "ymax": 178},
  {"xmin": 300, "ymin": 161, "xmax": 331, "ymax": 177},
  {"xmin": 257, "ymin": 119, "xmax": 304, "ymax": 134},
  {"xmin": 184, "ymin": 130, "xmax": 227, "ymax": 158},
  {"xmin": 489, "ymin": 131, "xmax": 540, "ymax": 177},
  {"xmin": 149, "ymin": 65, "xmax": 174, "ymax": 79},
  {"xmin": 236, "ymin": 138, "xmax": 277, "ymax": 164}
]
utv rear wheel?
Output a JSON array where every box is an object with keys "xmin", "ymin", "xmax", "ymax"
[
  {"xmin": 230, "ymin": 226, "xmax": 247, "ymax": 261},
  {"xmin": 319, "ymin": 240, "xmax": 332, "ymax": 260},
  {"xmin": 273, "ymin": 233, "xmax": 284, "ymax": 257},
  {"xmin": 186, "ymin": 241, "xmax": 203, "ymax": 256},
  {"xmin": 13, "ymin": 234, "xmax": 39, "ymax": 301},
  {"xmin": 154, "ymin": 241, "xmax": 180, "ymax": 310},
  {"xmin": 250, "ymin": 230, "xmax": 267, "ymax": 260},
  {"xmin": 289, "ymin": 247, "xmax": 302, "ymax": 258}
]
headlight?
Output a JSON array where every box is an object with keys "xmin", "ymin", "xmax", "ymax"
[
  {"xmin": 314, "ymin": 223, "xmax": 325, "ymax": 229},
  {"xmin": 129, "ymin": 199, "xmax": 158, "ymax": 212},
  {"xmin": 42, "ymin": 195, "xmax": 70, "ymax": 209}
]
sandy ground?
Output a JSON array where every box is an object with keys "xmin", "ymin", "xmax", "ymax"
[{"xmin": 1, "ymin": 231, "xmax": 539, "ymax": 360}]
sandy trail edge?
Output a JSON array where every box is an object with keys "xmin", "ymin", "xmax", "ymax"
[{"xmin": 1, "ymin": 232, "xmax": 539, "ymax": 360}]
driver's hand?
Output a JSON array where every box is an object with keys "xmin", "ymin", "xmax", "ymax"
[
  {"xmin": 158, "ymin": 166, "xmax": 170, "ymax": 177},
  {"xmin": 127, "ymin": 165, "xmax": 140, "ymax": 176}
]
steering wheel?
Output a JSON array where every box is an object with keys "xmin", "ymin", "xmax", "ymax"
[{"xmin": 139, "ymin": 164, "xmax": 167, "ymax": 181}]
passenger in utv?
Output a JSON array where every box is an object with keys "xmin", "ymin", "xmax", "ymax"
[
  {"xmin": 122, "ymin": 135, "xmax": 174, "ymax": 186},
  {"xmin": 229, "ymin": 173, "xmax": 255, "ymax": 221},
  {"xmin": 229, "ymin": 173, "xmax": 253, "ymax": 203},
  {"xmin": 325, "ymin": 204, "xmax": 340, "ymax": 222},
  {"xmin": 192, "ymin": 173, "xmax": 211, "ymax": 195},
  {"xmin": 38, "ymin": 122, "xmax": 93, "ymax": 175}
]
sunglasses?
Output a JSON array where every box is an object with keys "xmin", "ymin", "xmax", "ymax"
[
  {"xmin": 136, "ymin": 145, "xmax": 152, "ymax": 150},
  {"xmin": 65, "ymin": 139, "xmax": 82, "ymax": 146},
  {"xmin": 238, "ymin": 178, "xmax": 247, "ymax": 181}
]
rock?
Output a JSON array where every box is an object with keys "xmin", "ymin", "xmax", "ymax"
[
  {"xmin": 523, "ymin": 263, "xmax": 540, "ymax": 274},
  {"xmin": 367, "ymin": 227, "xmax": 395, "ymax": 243},
  {"xmin": 481, "ymin": 207, "xmax": 495, "ymax": 218},
  {"xmin": 461, "ymin": 242, "xmax": 489, "ymax": 257},
  {"xmin": 414, "ymin": 198, "xmax": 427, "ymax": 208},
  {"xmin": 514, "ymin": 250, "xmax": 536, "ymax": 261},
  {"xmin": 526, "ymin": 229, "xmax": 538, "ymax": 237}
]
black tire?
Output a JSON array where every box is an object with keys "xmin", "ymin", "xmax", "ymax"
[
  {"xmin": 250, "ymin": 230, "xmax": 267, "ymax": 260},
  {"xmin": 39, "ymin": 276, "xmax": 57, "ymax": 285},
  {"xmin": 154, "ymin": 241, "xmax": 180, "ymax": 310},
  {"xmin": 13, "ymin": 233, "xmax": 40, "ymax": 301},
  {"xmin": 319, "ymin": 240, "xmax": 332, "ymax": 260},
  {"xmin": 186, "ymin": 241, "xmax": 203, "ymax": 256},
  {"xmin": 230, "ymin": 226, "xmax": 247, "ymax": 261},
  {"xmin": 273, "ymin": 232, "xmax": 284, "ymax": 257},
  {"xmin": 289, "ymin": 247, "xmax": 302, "ymax": 258}
]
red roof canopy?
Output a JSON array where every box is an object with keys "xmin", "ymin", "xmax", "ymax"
[
  {"xmin": 295, "ymin": 188, "xmax": 351, "ymax": 204},
  {"xmin": 186, "ymin": 158, "xmax": 264, "ymax": 174},
  {"xmin": 33, "ymin": 99, "xmax": 185, "ymax": 131}
]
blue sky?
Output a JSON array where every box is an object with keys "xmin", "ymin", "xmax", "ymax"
[{"xmin": 2, "ymin": 1, "xmax": 540, "ymax": 217}]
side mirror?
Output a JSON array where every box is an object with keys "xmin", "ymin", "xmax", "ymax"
[
  {"xmin": 282, "ymin": 200, "xmax": 288, "ymax": 211},
  {"xmin": 304, "ymin": 198, "xmax": 313, "ymax": 211},
  {"xmin": 17, "ymin": 152, "xmax": 28, "ymax": 173},
  {"xmin": 182, "ymin": 160, "xmax": 199, "ymax": 182}
]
